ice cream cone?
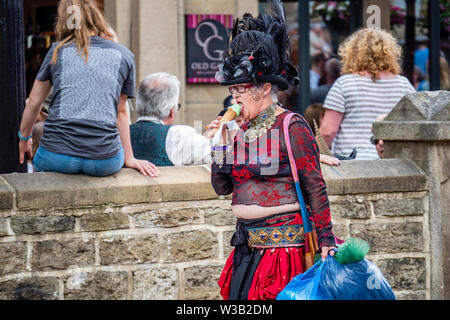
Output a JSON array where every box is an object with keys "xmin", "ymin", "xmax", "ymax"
[{"xmin": 207, "ymin": 104, "xmax": 242, "ymax": 139}]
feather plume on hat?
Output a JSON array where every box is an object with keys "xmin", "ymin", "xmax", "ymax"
[{"xmin": 216, "ymin": 0, "xmax": 299, "ymax": 91}]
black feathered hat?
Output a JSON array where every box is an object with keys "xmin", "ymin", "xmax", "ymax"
[{"xmin": 215, "ymin": 0, "xmax": 299, "ymax": 91}]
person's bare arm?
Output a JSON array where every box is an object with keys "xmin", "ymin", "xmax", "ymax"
[
  {"xmin": 19, "ymin": 80, "xmax": 51, "ymax": 164},
  {"xmin": 320, "ymin": 109, "xmax": 344, "ymax": 149},
  {"xmin": 116, "ymin": 94, "xmax": 159, "ymax": 177}
]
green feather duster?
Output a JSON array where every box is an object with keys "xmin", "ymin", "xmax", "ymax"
[
  {"xmin": 312, "ymin": 238, "xmax": 370, "ymax": 265},
  {"xmin": 334, "ymin": 238, "xmax": 370, "ymax": 264}
]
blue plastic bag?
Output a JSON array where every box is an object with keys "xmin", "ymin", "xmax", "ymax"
[{"xmin": 276, "ymin": 255, "xmax": 396, "ymax": 300}]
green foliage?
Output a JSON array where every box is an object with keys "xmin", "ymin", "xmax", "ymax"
[
  {"xmin": 417, "ymin": 0, "xmax": 450, "ymax": 35},
  {"xmin": 311, "ymin": 1, "xmax": 350, "ymax": 22}
]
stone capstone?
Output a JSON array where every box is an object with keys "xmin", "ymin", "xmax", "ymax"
[
  {"xmin": 322, "ymin": 159, "xmax": 428, "ymax": 195},
  {"xmin": 374, "ymin": 91, "xmax": 450, "ymax": 141},
  {"xmin": 385, "ymin": 91, "xmax": 450, "ymax": 121}
]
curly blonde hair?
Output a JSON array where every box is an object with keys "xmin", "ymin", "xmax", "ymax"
[{"xmin": 338, "ymin": 28, "xmax": 402, "ymax": 81}]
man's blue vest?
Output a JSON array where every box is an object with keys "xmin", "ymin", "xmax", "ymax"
[{"xmin": 130, "ymin": 121, "xmax": 173, "ymax": 166}]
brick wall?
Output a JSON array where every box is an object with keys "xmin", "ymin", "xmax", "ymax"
[{"xmin": 0, "ymin": 160, "xmax": 431, "ymax": 300}]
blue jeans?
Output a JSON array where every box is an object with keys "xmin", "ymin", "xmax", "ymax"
[{"xmin": 33, "ymin": 146, "xmax": 125, "ymax": 177}]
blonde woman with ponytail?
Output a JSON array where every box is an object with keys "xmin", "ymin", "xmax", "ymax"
[{"xmin": 19, "ymin": 0, "xmax": 158, "ymax": 177}]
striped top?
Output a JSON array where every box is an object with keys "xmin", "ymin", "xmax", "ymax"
[{"xmin": 323, "ymin": 74, "xmax": 415, "ymax": 160}]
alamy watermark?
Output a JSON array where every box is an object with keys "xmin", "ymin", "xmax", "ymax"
[
  {"xmin": 66, "ymin": 5, "xmax": 81, "ymax": 30},
  {"xmin": 366, "ymin": 4, "xmax": 381, "ymax": 28},
  {"xmin": 366, "ymin": 263, "xmax": 383, "ymax": 290}
]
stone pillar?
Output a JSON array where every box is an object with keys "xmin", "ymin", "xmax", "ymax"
[
  {"xmin": 104, "ymin": 0, "xmax": 135, "ymax": 122},
  {"xmin": 373, "ymin": 91, "xmax": 450, "ymax": 299},
  {"xmin": 103, "ymin": 0, "xmax": 132, "ymax": 49},
  {"xmin": 129, "ymin": 0, "xmax": 186, "ymax": 124},
  {"xmin": 131, "ymin": 0, "xmax": 184, "ymax": 82},
  {"xmin": 105, "ymin": 0, "xmax": 186, "ymax": 124}
]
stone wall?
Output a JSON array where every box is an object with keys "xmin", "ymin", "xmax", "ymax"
[{"xmin": 0, "ymin": 160, "xmax": 432, "ymax": 300}]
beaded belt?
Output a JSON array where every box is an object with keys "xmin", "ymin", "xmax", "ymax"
[{"xmin": 247, "ymin": 224, "xmax": 305, "ymax": 249}]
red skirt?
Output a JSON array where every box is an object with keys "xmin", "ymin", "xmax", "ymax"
[{"xmin": 218, "ymin": 212, "xmax": 311, "ymax": 300}]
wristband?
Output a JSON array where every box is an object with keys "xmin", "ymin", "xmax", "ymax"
[
  {"xmin": 211, "ymin": 145, "xmax": 227, "ymax": 151},
  {"xmin": 211, "ymin": 144, "xmax": 233, "ymax": 163},
  {"xmin": 18, "ymin": 130, "xmax": 32, "ymax": 141}
]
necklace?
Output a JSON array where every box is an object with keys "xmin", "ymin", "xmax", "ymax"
[{"xmin": 244, "ymin": 103, "xmax": 277, "ymax": 143}]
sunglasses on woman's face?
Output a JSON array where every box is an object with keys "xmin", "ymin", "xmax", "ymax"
[{"xmin": 228, "ymin": 84, "xmax": 255, "ymax": 95}]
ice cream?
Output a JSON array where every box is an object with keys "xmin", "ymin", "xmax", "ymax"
[{"xmin": 207, "ymin": 104, "xmax": 242, "ymax": 139}]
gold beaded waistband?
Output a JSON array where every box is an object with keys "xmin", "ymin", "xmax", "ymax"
[{"xmin": 247, "ymin": 224, "xmax": 305, "ymax": 249}]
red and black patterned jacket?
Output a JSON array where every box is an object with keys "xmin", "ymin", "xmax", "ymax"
[{"xmin": 211, "ymin": 111, "xmax": 335, "ymax": 248}]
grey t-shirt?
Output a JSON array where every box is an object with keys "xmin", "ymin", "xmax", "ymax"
[{"xmin": 36, "ymin": 36, "xmax": 135, "ymax": 160}]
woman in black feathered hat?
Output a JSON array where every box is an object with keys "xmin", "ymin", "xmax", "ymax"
[{"xmin": 209, "ymin": 0, "xmax": 337, "ymax": 300}]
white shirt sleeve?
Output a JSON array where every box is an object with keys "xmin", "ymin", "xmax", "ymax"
[
  {"xmin": 402, "ymin": 76, "xmax": 417, "ymax": 93},
  {"xmin": 165, "ymin": 125, "xmax": 212, "ymax": 166}
]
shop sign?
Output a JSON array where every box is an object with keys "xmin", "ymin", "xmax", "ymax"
[{"xmin": 186, "ymin": 14, "xmax": 233, "ymax": 83}]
